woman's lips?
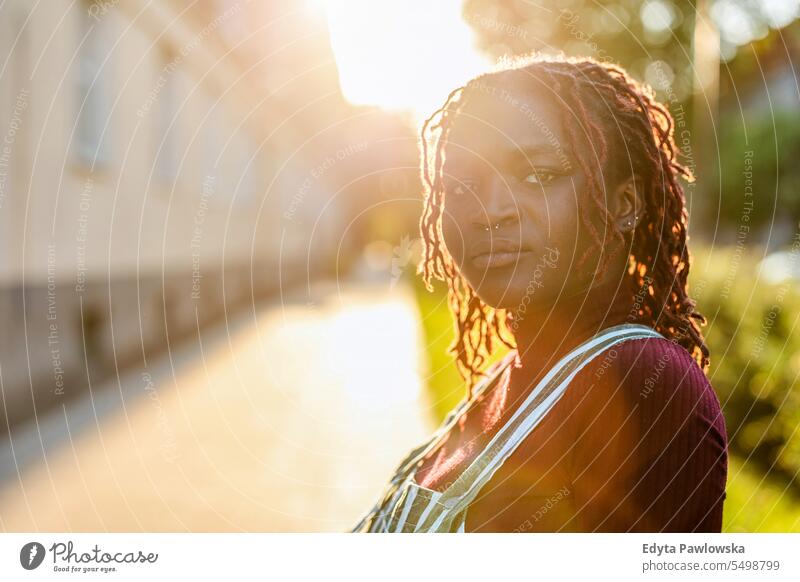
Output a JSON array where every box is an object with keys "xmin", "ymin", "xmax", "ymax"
[{"xmin": 470, "ymin": 250, "xmax": 533, "ymax": 269}]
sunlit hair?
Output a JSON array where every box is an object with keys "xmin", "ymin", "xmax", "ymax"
[{"xmin": 418, "ymin": 54, "xmax": 708, "ymax": 396}]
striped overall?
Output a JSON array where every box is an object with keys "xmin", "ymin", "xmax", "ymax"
[{"xmin": 351, "ymin": 323, "xmax": 664, "ymax": 533}]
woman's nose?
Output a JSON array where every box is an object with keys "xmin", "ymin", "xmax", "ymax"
[{"xmin": 474, "ymin": 177, "xmax": 519, "ymax": 231}]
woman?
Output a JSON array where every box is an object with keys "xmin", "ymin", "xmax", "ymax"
[{"xmin": 353, "ymin": 55, "xmax": 728, "ymax": 533}]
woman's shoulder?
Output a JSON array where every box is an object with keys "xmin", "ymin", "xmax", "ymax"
[
  {"xmin": 588, "ymin": 334, "xmax": 708, "ymax": 386},
  {"xmin": 566, "ymin": 334, "xmax": 727, "ymax": 469},
  {"xmin": 575, "ymin": 335, "xmax": 721, "ymax": 424}
]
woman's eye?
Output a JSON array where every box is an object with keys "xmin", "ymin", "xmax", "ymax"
[{"xmin": 524, "ymin": 170, "xmax": 556, "ymax": 185}]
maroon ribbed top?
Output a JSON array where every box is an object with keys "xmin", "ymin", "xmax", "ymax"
[{"xmin": 415, "ymin": 303, "xmax": 728, "ymax": 533}]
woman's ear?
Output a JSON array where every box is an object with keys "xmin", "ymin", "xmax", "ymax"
[{"xmin": 611, "ymin": 175, "xmax": 643, "ymax": 232}]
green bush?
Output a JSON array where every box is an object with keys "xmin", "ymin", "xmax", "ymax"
[
  {"xmin": 693, "ymin": 245, "xmax": 800, "ymax": 494},
  {"xmin": 724, "ymin": 456, "xmax": 800, "ymax": 532},
  {"xmin": 717, "ymin": 109, "xmax": 800, "ymax": 233},
  {"xmin": 412, "ymin": 276, "xmax": 465, "ymax": 423}
]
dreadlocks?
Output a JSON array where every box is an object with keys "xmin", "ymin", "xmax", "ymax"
[{"xmin": 418, "ymin": 55, "xmax": 709, "ymax": 397}]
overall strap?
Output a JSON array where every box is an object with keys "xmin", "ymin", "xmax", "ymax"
[
  {"xmin": 417, "ymin": 323, "xmax": 663, "ymax": 533},
  {"xmin": 350, "ymin": 350, "xmax": 517, "ymax": 532}
]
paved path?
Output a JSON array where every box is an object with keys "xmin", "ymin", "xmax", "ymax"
[{"xmin": 0, "ymin": 281, "xmax": 435, "ymax": 532}]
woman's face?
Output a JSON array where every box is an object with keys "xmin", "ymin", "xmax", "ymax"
[{"xmin": 440, "ymin": 77, "xmax": 612, "ymax": 311}]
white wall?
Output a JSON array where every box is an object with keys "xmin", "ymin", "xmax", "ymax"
[{"xmin": 0, "ymin": 0, "xmax": 291, "ymax": 288}]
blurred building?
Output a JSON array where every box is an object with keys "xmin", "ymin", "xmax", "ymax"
[{"xmin": 0, "ymin": 0, "xmax": 369, "ymax": 430}]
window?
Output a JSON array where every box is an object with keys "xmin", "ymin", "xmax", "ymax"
[
  {"xmin": 155, "ymin": 50, "xmax": 179, "ymax": 185},
  {"xmin": 75, "ymin": 2, "xmax": 111, "ymax": 167},
  {"xmin": 0, "ymin": 9, "xmax": 30, "ymax": 273},
  {"xmin": 237, "ymin": 136, "xmax": 261, "ymax": 207},
  {"xmin": 202, "ymin": 102, "xmax": 222, "ymax": 189}
]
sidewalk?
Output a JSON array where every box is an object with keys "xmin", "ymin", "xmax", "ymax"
[{"xmin": 0, "ymin": 281, "xmax": 435, "ymax": 532}]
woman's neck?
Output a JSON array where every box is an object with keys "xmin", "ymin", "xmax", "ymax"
[{"xmin": 510, "ymin": 277, "xmax": 634, "ymax": 369}]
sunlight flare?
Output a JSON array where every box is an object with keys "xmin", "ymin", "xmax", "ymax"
[{"xmin": 319, "ymin": 0, "xmax": 490, "ymax": 120}]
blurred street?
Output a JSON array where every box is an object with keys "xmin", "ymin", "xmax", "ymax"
[{"xmin": 0, "ymin": 281, "xmax": 435, "ymax": 532}]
